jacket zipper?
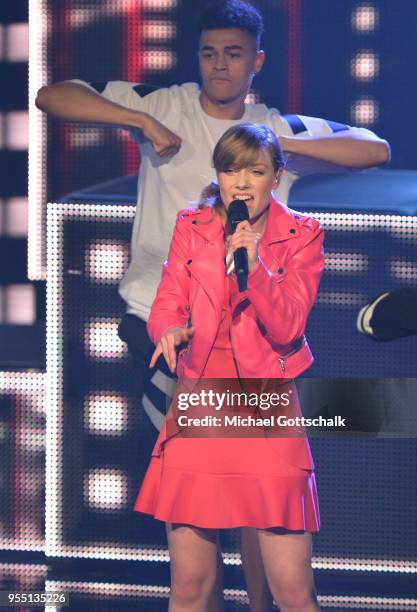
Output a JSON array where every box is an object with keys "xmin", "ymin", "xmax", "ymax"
[{"xmin": 278, "ymin": 339, "xmax": 305, "ymax": 373}]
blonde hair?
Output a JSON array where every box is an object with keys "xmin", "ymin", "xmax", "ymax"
[{"xmin": 198, "ymin": 123, "xmax": 285, "ymax": 218}]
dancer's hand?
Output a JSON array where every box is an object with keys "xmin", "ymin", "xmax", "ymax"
[
  {"xmin": 142, "ymin": 115, "xmax": 182, "ymax": 157},
  {"xmin": 150, "ymin": 326, "xmax": 195, "ymax": 372}
]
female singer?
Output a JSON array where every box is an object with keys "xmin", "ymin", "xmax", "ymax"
[{"xmin": 134, "ymin": 123, "xmax": 324, "ymax": 612}]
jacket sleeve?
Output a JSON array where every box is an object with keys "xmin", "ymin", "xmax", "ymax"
[
  {"xmin": 147, "ymin": 218, "xmax": 191, "ymax": 345},
  {"xmin": 246, "ymin": 218, "xmax": 324, "ymax": 346}
]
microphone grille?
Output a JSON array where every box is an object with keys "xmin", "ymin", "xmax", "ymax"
[{"xmin": 227, "ymin": 200, "xmax": 249, "ymax": 226}]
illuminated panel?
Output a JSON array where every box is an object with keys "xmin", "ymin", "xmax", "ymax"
[
  {"xmin": 84, "ymin": 468, "xmax": 128, "ymax": 512},
  {"xmin": 5, "ymin": 197, "xmax": 28, "ymax": 237},
  {"xmin": 0, "ymin": 372, "xmax": 46, "ymax": 552},
  {"xmin": 85, "ymin": 392, "xmax": 129, "ymax": 437},
  {"xmin": 390, "ymin": 257, "xmax": 417, "ymax": 284},
  {"xmin": 28, "ymin": 0, "xmax": 48, "ymax": 280},
  {"xmin": 141, "ymin": 0, "xmax": 177, "ymax": 8},
  {"xmin": 46, "ymin": 203, "xmax": 71, "ymax": 558},
  {"xmin": 351, "ymin": 51, "xmax": 379, "ymax": 81},
  {"xmin": 4, "ymin": 112, "xmax": 29, "ymax": 150},
  {"xmin": 313, "ymin": 556, "xmax": 417, "ymax": 574},
  {"xmin": 142, "ymin": 20, "xmax": 177, "ymax": 41},
  {"xmin": 85, "ymin": 317, "xmax": 127, "ymax": 361},
  {"xmin": 66, "ymin": 2, "xmax": 177, "ymax": 28},
  {"xmin": 319, "ymin": 595, "xmax": 417, "ymax": 610},
  {"xmin": 85, "ymin": 239, "xmax": 129, "ymax": 284},
  {"xmin": 325, "ymin": 251, "xmax": 369, "ymax": 274},
  {"xmin": 142, "ymin": 50, "xmax": 176, "ymax": 71},
  {"xmin": 4, "ymin": 285, "xmax": 36, "ymax": 324},
  {"xmin": 316, "ymin": 290, "xmax": 367, "ymax": 307},
  {"xmin": 45, "ymin": 579, "xmax": 417, "ymax": 610},
  {"xmin": 351, "ymin": 3, "xmax": 379, "ymax": 33},
  {"xmin": 0, "ymin": 562, "xmax": 47, "ymax": 592},
  {"xmin": 310, "ymin": 212, "xmax": 417, "ymax": 233},
  {"xmin": 67, "ymin": 127, "xmax": 105, "ymax": 149},
  {"xmin": 351, "ymin": 96, "xmax": 379, "ymax": 126},
  {"xmin": 46, "ymin": 580, "xmax": 169, "ymax": 610},
  {"xmin": 67, "ymin": 6, "xmax": 135, "ymax": 29},
  {"xmin": 349, "ymin": 4, "xmax": 380, "ymax": 129},
  {"xmin": 46, "ymin": 202, "xmax": 159, "ymax": 560},
  {"xmin": 5, "ymin": 23, "xmax": 29, "ymax": 62}
]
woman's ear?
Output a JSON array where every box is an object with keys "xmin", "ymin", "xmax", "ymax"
[{"xmin": 272, "ymin": 167, "xmax": 284, "ymax": 188}]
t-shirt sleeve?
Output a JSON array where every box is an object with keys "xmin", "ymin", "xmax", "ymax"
[
  {"xmin": 69, "ymin": 79, "xmax": 186, "ymax": 143},
  {"xmin": 70, "ymin": 79, "xmax": 164, "ymax": 114},
  {"xmin": 277, "ymin": 112, "xmax": 378, "ymax": 175}
]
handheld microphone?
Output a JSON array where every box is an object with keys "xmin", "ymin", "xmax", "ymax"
[{"xmin": 227, "ymin": 200, "xmax": 249, "ymax": 292}]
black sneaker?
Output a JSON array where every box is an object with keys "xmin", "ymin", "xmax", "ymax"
[
  {"xmin": 357, "ymin": 292, "xmax": 389, "ymax": 339},
  {"xmin": 357, "ymin": 288, "xmax": 417, "ymax": 341}
]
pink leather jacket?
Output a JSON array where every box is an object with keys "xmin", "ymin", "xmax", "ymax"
[{"xmin": 148, "ymin": 198, "xmax": 324, "ymax": 380}]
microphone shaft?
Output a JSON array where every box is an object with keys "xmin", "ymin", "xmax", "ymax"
[{"xmin": 234, "ymin": 247, "xmax": 248, "ymax": 292}]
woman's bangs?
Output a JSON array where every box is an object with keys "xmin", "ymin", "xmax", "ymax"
[{"xmin": 215, "ymin": 138, "xmax": 262, "ymax": 172}]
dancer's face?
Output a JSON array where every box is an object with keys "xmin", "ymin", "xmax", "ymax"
[{"xmin": 199, "ymin": 28, "xmax": 264, "ymax": 106}]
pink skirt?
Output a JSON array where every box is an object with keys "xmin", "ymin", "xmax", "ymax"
[{"xmin": 134, "ymin": 347, "xmax": 320, "ymax": 531}]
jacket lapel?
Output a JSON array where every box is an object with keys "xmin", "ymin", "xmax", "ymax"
[
  {"xmin": 229, "ymin": 199, "xmax": 299, "ymax": 313},
  {"xmin": 263, "ymin": 199, "xmax": 300, "ymax": 244},
  {"xmin": 189, "ymin": 209, "xmax": 225, "ymax": 316}
]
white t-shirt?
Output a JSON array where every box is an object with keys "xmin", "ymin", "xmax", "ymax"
[{"xmin": 74, "ymin": 80, "xmax": 371, "ymax": 321}]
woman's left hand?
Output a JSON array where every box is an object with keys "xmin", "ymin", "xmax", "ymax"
[{"xmin": 227, "ymin": 220, "xmax": 261, "ymax": 273}]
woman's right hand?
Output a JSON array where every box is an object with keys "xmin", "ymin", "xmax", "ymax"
[{"xmin": 149, "ymin": 326, "xmax": 195, "ymax": 372}]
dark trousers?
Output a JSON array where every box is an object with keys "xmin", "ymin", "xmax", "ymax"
[{"xmin": 118, "ymin": 314, "xmax": 176, "ymax": 429}]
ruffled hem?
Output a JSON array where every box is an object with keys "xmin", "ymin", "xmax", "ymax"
[{"xmin": 134, "ymin": 456, "xmax": 320, "ymax": 531}]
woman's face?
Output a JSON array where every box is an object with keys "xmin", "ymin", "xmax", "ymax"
[{"xmin": 217, "ymin": 149, "xmax": 281, "ymax": 220}]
